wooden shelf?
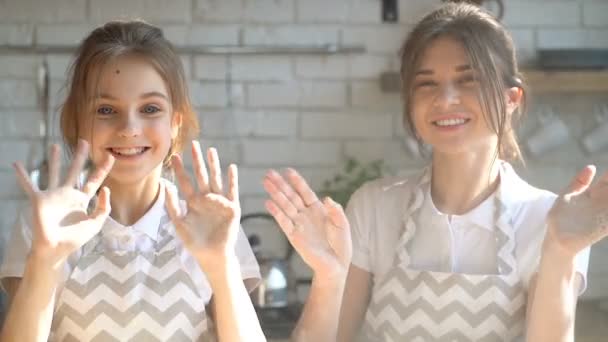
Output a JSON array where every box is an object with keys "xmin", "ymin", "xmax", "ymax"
[{"xmin": 522, "ymin": 69, "xmax": 608, "ymax": 93}]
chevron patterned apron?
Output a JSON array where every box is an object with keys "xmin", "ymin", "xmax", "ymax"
[
  {"xmin": 50, "ymin": 216, "xmax": 216, "ymax": 342},
  {"xmin": 361, "ymin": 168, "xmax": 526, "ymax": 342}
]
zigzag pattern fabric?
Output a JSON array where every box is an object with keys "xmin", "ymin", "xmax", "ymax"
[
  {"xmin": 361, "ymin": 166, "xmax": 525, "ymax": 341},
  {"xmin": 50, "ymin": 218, "xmax": 215, "ymax": 341}
]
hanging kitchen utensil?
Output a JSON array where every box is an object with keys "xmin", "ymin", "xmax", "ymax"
[{"xmin": 29, "ymin": 60, "xmax": 50, "ymax": 191}]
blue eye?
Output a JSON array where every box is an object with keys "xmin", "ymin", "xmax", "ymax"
[
  {"xmin": 142, "ymin": 105, "xmax": 161, "ymax": 114},
  {"xmin": 97, "ymin": 106, "xmax": 115, "ymax": 115}
]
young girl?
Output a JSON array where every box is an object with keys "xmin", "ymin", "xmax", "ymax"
[
  {"xmin": 0, "ymin": 21, "xmax": 264, "ymax": 341},
  {"xmin": 264, "ymin": 3, "xmax": 608, "ymax": 341}
]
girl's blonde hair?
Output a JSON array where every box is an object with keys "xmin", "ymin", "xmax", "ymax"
[
  {"xmin": 60, "ymin": 20, "xmax": 198, "ymax": 165},
  {"xmin": 401, "ymin": 3, "xmax": 527, "ymax": 162}
]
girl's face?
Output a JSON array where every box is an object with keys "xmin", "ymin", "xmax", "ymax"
[
  {"xmin": 79, "ymin": 55, "xmax": 178, "ymax": 185},
  {"xmin": 410, "ymin": 36, "xmax": 501, "ymax": 156}
]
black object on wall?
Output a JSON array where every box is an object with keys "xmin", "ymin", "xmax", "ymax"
[{"xmin": 382, "ymin": 0, "xmax": 398, "ymax": 22}]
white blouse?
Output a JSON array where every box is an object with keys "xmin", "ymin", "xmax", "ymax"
[{"xmin": 347, "ymin": 162, "xmax": 590, "ymax": 292}]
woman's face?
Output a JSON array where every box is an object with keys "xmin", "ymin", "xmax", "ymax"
[
  {"xmin": 410, "ymin": 35, "xmax": 499, "ymax": 157},
  {"xmin": 79, "ymin": 55, "xmax": 178, "ymax": 185}
]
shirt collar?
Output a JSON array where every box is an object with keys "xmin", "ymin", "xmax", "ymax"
[
  {"xmin": 422, "ymin": 160, "xmax": 521, "ymax": 231},
  {"xmin": 102, "ymin": 180, "xmax": 167, "ymax": 241}
]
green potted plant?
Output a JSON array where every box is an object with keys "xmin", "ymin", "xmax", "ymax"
[{"xmin": 320, "ymin": 157, "xmax": 386, "ymax": 207}]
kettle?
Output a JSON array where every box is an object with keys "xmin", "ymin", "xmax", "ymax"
[{"xmin": 241, "ymin": 213, "xmax": 294, "ymax": 309}]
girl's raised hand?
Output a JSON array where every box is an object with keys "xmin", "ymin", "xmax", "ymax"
[
  {"xmin": 263, "ymin": 169, "xmax": 352, "ymax": 283},
  {"xmin": 165, "ymin": 141, "xmax": 241, "ymax": 270},
  {"xmin": 13, "ymin": 140, "xmax": 114, "ymax": 268},
  {"xmin": 546, "ymin": 165, "xmax": 608, "ymax": 257}
]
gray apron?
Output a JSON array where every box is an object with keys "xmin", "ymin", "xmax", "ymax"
[
  {"xmin": 51, "ymin": 215, "xmax": 216, "ymax": 341},
  {"xmin": 361, "ymin": 168, "xmax": 526, "ymax": 341}
]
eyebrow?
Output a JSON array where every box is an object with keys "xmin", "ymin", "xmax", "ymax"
[
  {"xmin": 414, "ymin": 64, "xmax": 473, "ymax": 76},
  {"xmin": 96, "ymin": 91, "xmax": 169, "ymax": 100}
]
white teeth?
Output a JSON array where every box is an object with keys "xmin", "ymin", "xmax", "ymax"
[
  {"xmin": 434, "ymin": 118, "xmax": 467, "ymax": 126},
  {"xmin": 111, "ymin": 147, "xmax": 146, "ymax": 156}
]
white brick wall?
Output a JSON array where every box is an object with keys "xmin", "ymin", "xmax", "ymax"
[
  {"xmin": 89, "ymin": 0, "xmax": 192, "ymax": 24},
  {"xmin": 295, "ymin": 56, "xmax": 349, "ymax": 80},
  {"xmin": 0, "ymin": 24, "xmax": 34, "ymax": 46},
  {"xmin": 243, "ymin": 26, "xmax": 339, "ymax": 45},
  {"xmin": 342, "ymin": 26, "xmax": 409, "ymax": 53},
  {"xmin": 244, "ymin": 0, "xmax": 295, "ymax": 23},
  {"xmin": 503, "ymin": 1, "xmax": 581, "ymax": 27},
  {"xmin": 163, "ymin": 25, "xmax": 240, "ymax": 46},
  {"xmin": 297, "ymin": 0, "xmax": 350, "ymax": 23},
  {"xmin": 230, "ymin": 56, "xmax": 292, "ymax": 81},
  {"xmin": 199, "ymin": 110, "xmax": 298, "ymax": 138},
  {"xmin": 0, "ymin": 55, "xmax": 39, "ymax": 78},
  {"xmin": 0, "ymin": 0, "xmax": 87, "ymax": 24},
  {"xmin": 243, "ymin": 140, "xmax": 340, "ymax": 166},
  {"xmin": 194, "ymin": 0, "xmax": 244, "ymax": 23},
  {"xmin": 583, "ymin": 2, "xmax": 608, "ymax": 27},
  {"xmin": 0, "ymin": 111, "xmax": 45, "ymax": 138},
  {"xmin": 0, "ymin": 81, "xmax": 37, "ymax": 108},
  {"xmin": 36, "ymin": 24, "xmax": 94, "ymax": 46},
  {"xmin": 300, "ymin": 112, "xmax": 393, "ymax": 138},
  {"xmin": 1, "ymin": 0, "xmax": 608, "ymax": 302}
]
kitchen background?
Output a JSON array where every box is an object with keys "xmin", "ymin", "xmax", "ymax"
[{"xmin": 0, "ymin": 0, "xmax": 607, "ymax": 340}]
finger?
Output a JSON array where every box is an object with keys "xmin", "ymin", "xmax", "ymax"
[
  {"xmin": 265, "ymin": 200, "xmax": 296, "ymax": 235},
  {"xmin": 47, "ymin": 144, "xmax": 61, "ymax": 189},
  {"xmin": 323, "ymin": 197, "xmax": 353, "ymax": 264},
  {"xmin": 263, "ymin": 176, "xmax": 299, "ymax": 219},
  {"xmin": 286, "ymin": 168, "xmax": 319, "ymax": 207},
  {"xmin": 165, "ymin": 186, "xmax": 192, "ymax": 242},
  {"xmin": 191, "ymin": 140, "xmax": 209, "ymax": 194},
  {"xmin": 207, "ymin": 147, "xmax": 223, "ymax": 194},
  {"xmin": 13, "ymin": 162, "xmax": 36, "ymax": 197},
  {"xmin": 171, "ymin": 154, "xmax": 195, "ymax": 199},
  {"xmin": 64, "ymin": 140, "xmax": 89, "ymax": 187},
  {"xmin": 267, "ymin": 169, "xmax": 306, "ymax": 211},
  {"xmin": 82, "ymin": 154, "xmax": 115, "ymax": 198},
  {"xmin": 563, "ymin": 165, "xmax": 596, "ymax": 200},
  {"xmin": 227, "ymin": 164, "xmax": 239, "ymax": 203},
  {"xmin": 164, "ymin": 186, "xmax": 183, "ymax": 222},
  {"xmin": 323, "ymin": 197, "xmax": 349, "ymax": 229}
]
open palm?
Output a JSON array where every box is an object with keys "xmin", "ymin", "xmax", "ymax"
[
  {"xmin": 165, "ymin": 141, "xmax": 241, "ymax": 268},
  {"xmin": 13, "ymin": 140, "xmax": 114, "ymax": 266},
  {"xmin": 547, "ymin": 165, "xmax": 608, "ymax": 256},
  {"xmin": 263, "ymin": 169, "xmax": 352, "ymax": 280}
]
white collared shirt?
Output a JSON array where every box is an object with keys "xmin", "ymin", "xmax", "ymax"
[
  {"xmin": 0, "ymin": 178, "xmax": 261, "ymax": 304},
  {"xmin": 348, "ymin": 162, "xmax": 590, "ymax": 291}
]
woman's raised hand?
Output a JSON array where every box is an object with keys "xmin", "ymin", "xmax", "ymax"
[
  {"xmin": 263, "ymin": 168, "xmax": 352, "ymax": 282},
  {"xmin": 13, "ymin": 140, "xmax": 114, "ymax": 267},
  {"xmin": 546, "ymin": 165, "xmax": 608, "ymax": 256}
]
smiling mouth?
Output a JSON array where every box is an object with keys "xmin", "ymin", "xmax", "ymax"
[
  {"xmin": 107, "ymin": 147, "xmax": 150, "ymax": 157},
  {"xmin": 432, "ymin": 118, "xmax": 471, "ymax": 127}
]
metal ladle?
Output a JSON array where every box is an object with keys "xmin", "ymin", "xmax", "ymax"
[{"xmin": 29, "ymin": 60, "xmax": 50, "ymax": 190}]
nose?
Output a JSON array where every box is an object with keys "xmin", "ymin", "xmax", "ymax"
[
  {"xmin": 435, "ymin": 83, "xmax": 460, "ymax": 108},
  {"xmin": 118, "ymin": 111, "xmax": 141, "ymax": 137}
]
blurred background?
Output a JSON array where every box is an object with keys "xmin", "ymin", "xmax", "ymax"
[{"xmin": 0, "ymin": 0, "xmax": 607, "ymax": 340}]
